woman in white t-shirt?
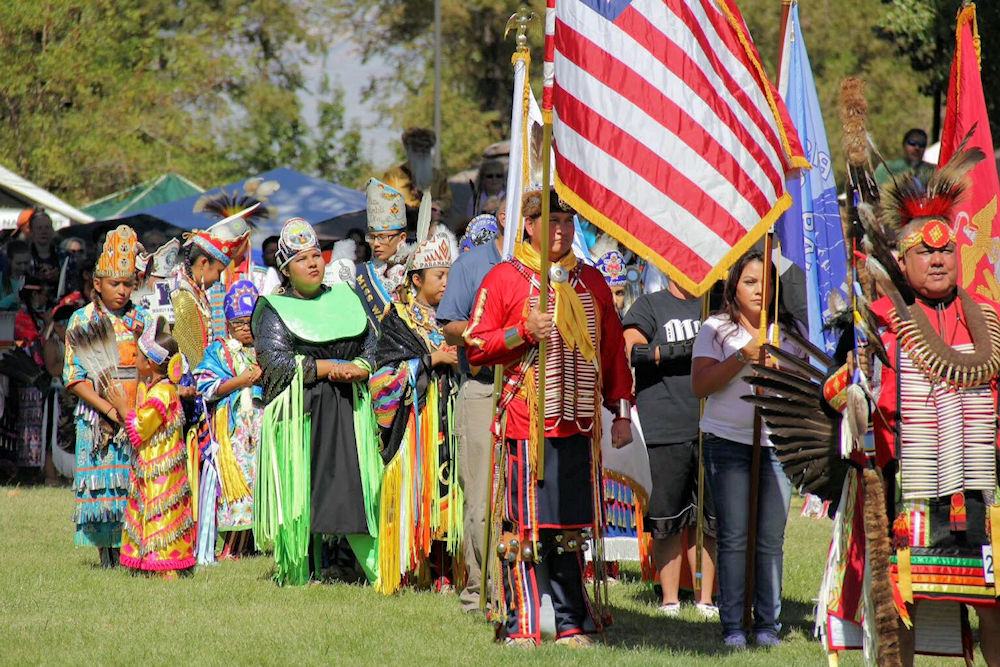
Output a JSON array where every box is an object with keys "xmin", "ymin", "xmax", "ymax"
[{"xmin": 690, "ymin": 248, "xmax": 804, "ymax": 650}]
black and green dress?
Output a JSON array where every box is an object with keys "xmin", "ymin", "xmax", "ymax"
[{"xmin": 252, "ymin": 283, "xmax": 382, "ymax": 585}]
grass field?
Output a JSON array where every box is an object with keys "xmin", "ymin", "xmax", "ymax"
[{"xmin": 0, "ymin": 486, "xmax": 985, "ymax": 665}]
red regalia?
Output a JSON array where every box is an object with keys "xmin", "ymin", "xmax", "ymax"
[{"xmin": 465, "ymin": 231, "xmax": 632, "ymax": 644}]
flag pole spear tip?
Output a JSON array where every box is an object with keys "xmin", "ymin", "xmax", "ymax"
[{"xmin": 505, "ymin": 5, "xmax": 537, "ymax": 52}]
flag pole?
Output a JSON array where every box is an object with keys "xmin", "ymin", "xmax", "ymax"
[
  {"xmin": 740, "ymin": 0, "xmax": 794, "ymax": 629},
  {"xmin": 743, "ymin": 231, "xmax": 775, "ymax": 629},
  {"xmin": 694, "ymin": 291, "xmax": 710, "ymax": 602},
  {"xmin": 481, "ymin": 6, "xmax": 538, "ymax": 613},
  {"xmin": 536, "ymin": 122, "xmax": 552, "ymax": 481}
]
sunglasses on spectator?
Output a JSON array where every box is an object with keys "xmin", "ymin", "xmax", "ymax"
[{"xmin": 906, "ymin": 140, "xmax": 927, "ymax": 148}]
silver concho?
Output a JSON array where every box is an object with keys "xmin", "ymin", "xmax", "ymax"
[{"xmin": 549, "ymin": 265, "xmax": 569, "ymax": 284}]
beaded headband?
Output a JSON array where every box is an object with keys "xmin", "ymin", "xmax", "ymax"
[{"xmin": 898, "ymin": 218, "xmax": 956, "ymax": 255}]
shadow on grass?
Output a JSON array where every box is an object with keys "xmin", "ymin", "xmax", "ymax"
[
  {"xmin": 620, "ymin": 582, "xmax": 816, "ymax": 651},
  {"xmin": 605, "ymin": 605, "xmax": 730, "ymax": 655}
]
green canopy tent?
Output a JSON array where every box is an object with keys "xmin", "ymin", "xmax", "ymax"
[{"xmin": 80, "ymin": 173, "xmax": 203, "ymax": 219}]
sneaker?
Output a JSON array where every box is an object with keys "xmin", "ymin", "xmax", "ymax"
[
  {"xmin": 696, "ymin": 603, "xmax": 719, "ymax": 619},
  {"xmin": 723, "ymin": 632, "xmax": 748, "ymax": 649},
  {"xmin": 555, "ymin": 634, "xmax": 600, "ymax": 648},
  {"xmin": 657, "ymin": 602, "xmax": 681, "ymax": 617},
  {"xmin": 755, "ymin": 631, "xmax": 781, "ymax": 647}
]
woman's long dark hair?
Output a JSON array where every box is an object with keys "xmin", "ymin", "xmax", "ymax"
[{"xmin": 718, "ymin": 248, "xmax": 799, "ymax": 341}]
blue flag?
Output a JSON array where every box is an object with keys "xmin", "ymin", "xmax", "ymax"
[{"xmin": 776, "ymin": 3, "xmax": 846, "ymax": 355}]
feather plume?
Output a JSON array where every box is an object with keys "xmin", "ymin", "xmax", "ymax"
[
  {"xmin": 858, "ymin": 201, "xmax": 915, "ymax": 304},
  {"xmin": 839, "ymin": 77, "xmax": 869, "ymax": 168},
  {"xmin": 755, "ymin": 411, "xmax": 832, "ymax": 432},
  {"xmin": 66, "ymin": 315, "xmax": 120, "ymax": 397},
  {"xmin": 863, "ymin": 468, "xmax": 902, "ymax": 667},
  {"xmin": 743, "ymin": 393, "xmax": 816, "ymax": 412},
  {"xmin": 749, "ymin": 365, "xmax": 826, "ymax": 396},
  {"xmin": 880, "ymin": 139, "xmax": 984, "ymax": 232},
  {"xmin": 529, "ymin": 120, "xmax": 545, "ymax": 187},
  {"xmin": 783, "ymin": 327, "xmax": 834, "ymax": 368},
  {"xmin": 416, "ymin": 191, "xmax": 432, "ymax": 245},
  {"xmin": 589, "ymin": 233, "xmax": 619, "ymax": 262},
  {"xmin": 743, "ymin": 346, "xmax": 851, "ymax": 500},
  {"xmin": 863, "ymin": 256, "xmax": 912, "ymax": 316},
  {"xmin": 331, "ymin": 239, "xmax": 356, "ymax": 262},
  {"xmin": 193, "ymin": 180, "xmax": 279, "ymax": 226}
]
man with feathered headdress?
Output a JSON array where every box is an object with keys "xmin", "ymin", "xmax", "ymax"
[{"xmin": 865, "ymin": 147, "xmax": 1000, "ymax": 665}]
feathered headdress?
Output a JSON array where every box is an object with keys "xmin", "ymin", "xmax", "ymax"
[
  {"xmin": 185, "ymin": 205, "xmax": 255, "ymax": 266},
  {"xmin": 879, "ymin": 143, "xmax": 984, "ymax": 254},
  {"xmin": 193, "ymin": 177, "xmax": 279, "ymax": 226}
]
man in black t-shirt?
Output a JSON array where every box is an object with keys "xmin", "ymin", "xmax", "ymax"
[{"xmin": 622, "ymin": 280, "xmax": 718, "ymax": 617}]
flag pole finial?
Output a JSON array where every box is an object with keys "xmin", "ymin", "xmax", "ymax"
[{"xmin": 505, "ymin": 5, "xmax": 537, "ymax": 52}]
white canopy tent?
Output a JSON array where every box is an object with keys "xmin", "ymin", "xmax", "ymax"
[{"xmin": 0, "ymin": 163, "xmax": 93, "ymax": 230}]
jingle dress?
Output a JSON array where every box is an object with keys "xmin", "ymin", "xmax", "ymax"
[
  {"xmin": 120, "ymin": 378, "xmax": 195, "ymax": 571},
  {"xmin": 64, "ymin": 302, "xmax": 149, "ymax": 547}
]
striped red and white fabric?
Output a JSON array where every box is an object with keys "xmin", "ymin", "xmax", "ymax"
[{"xmin": 547, "ymin": 0, "xmax": 806, "ymax": 294}]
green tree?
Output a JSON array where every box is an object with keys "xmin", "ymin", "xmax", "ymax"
[
  {"xmin": 347, "ymin": 0, "xmax": 541, "ymax": 173},
  {"xmin": 740, "ymin": 0, "xmax": 935, "ymax": 182},
  {"xmin": 313, "ymin": 79, "xmax": 373, "ymax": 190},
  {"xmin": 0, "ymin": 0, "xmax": 365, "ymax": 204},
  {"xmin": 875, "ymin": 0, "xmax": 1000, "ymax": 140},
  {"xmin": 349, "ymin": 0, "xmax": 940, "ymax": 187}
]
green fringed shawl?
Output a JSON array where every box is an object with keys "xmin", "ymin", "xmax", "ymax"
[
  {"xmin": 253, "ymin": 358, "xmax": 383, "ymax": 586},
  {"xmin": 253, "ymin": 359, "xmax": 311, "ymax": 586}
]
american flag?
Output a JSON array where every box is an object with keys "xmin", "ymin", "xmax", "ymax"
[{"xmin": 546, "ymin": 0, "xmax": 806, "ymax": 295}]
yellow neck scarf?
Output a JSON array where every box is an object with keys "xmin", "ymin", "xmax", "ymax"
[{"xmin": 514, "ymin": 242, "xmax": 596, "ymax": 362}]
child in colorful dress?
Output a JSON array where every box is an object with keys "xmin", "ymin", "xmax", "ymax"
[
  {"xmin": 107, "ymin": 316, "xmax": 195, "ymax": 577},
  {"xmin": 371, "ymin": 236, "xmax": 462, "ymax": 594},
  {"xmin": 64, "ymin": 226, "xmax": 149, "ymax": 567},
  {"xmin": 195, "ymin": 280, "xmax": 263, "ymax": 559}
]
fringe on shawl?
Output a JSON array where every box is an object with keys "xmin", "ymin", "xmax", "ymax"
[{"xmin": 253, "ymin": 359, "xmax": 311, "ymax": 586}]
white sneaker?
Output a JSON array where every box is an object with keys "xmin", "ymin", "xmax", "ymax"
[
  {"xmin": 657, "ymin": 602, "xmax": 681, "ymax": 617},
  {"xmin": 696, "ymin": 603, "xmax": 719, "ymax": 619}
]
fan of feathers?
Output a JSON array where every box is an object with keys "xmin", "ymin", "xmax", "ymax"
[
  {"xmin": 193, "ymin": 177, "xmax": 280, "ymax": 226},
  {"xmin": 739, "ymin": 329, "xmax": 853, "ymax": 502},
  {"xmin": 65, "ymin": 315, "xmax": 121, "ymax": 398}
]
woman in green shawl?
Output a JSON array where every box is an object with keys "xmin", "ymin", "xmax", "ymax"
[{"xmin": 251, "ymin": 217, "xmax": 381, "ymax": 586}]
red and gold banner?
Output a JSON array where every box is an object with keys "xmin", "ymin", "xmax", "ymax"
[{"xmin": 939, "ymin": 3, "xmax": 1000, "ymax": 300}]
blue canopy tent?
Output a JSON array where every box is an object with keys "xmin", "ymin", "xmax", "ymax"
[{"xmin": 64, "ymin": 167, "xmax": 367, "ymax": 246}]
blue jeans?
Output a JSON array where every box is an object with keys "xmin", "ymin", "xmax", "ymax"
[{"xmin": 702, "ymin": 434, "xmax": 791, "ymax": 637}]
